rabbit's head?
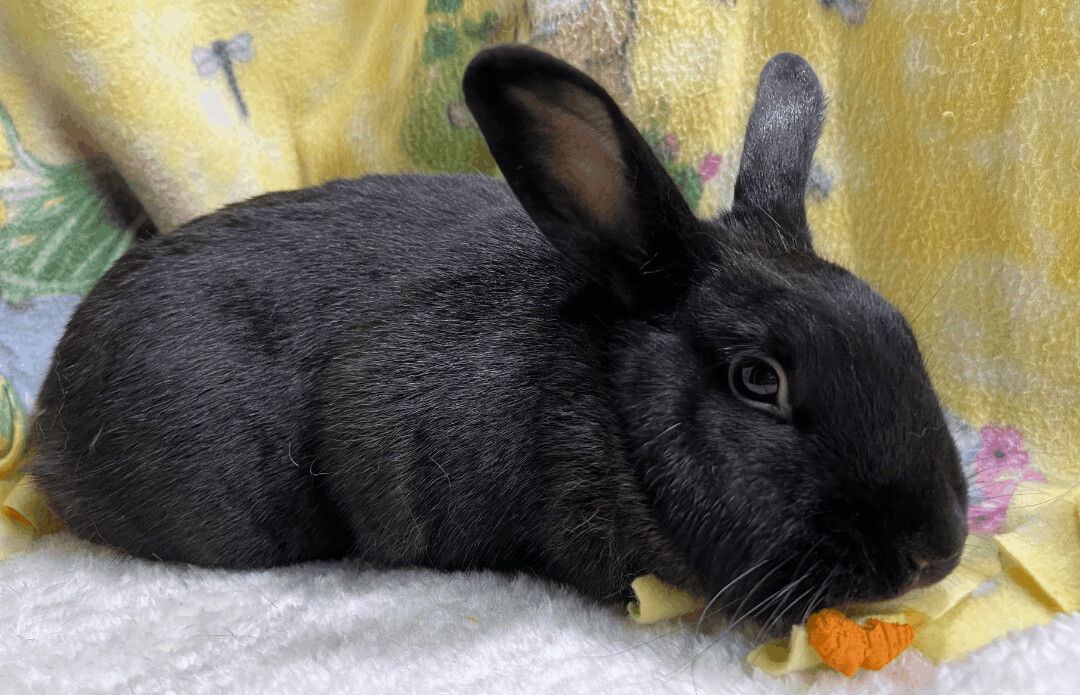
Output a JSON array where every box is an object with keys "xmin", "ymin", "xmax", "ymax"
[{"xmin": 464, "ymin": 46, "xmax": 967, "ymax": 625}]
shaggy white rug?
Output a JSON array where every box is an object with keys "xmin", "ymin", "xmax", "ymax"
[{"xmin": 2, "ymin": 534, "xmax": 1077, "ymax": 695}]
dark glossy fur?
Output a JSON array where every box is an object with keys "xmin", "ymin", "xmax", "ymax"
[{"xmin": 31, "ymin": 47, "xmax": 966, "ymax": 626}]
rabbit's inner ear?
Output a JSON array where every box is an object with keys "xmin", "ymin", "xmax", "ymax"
[
  {"xmin": 464, "ymin": 45, "xmax": 698, "ymax": 309},
  {"xmin": 508, "ymin": 85, "xmax": 629, "ymax": 235}
]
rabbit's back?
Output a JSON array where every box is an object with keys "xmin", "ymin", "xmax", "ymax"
[{"xmin": 30, "ymin": 173, "xmax": 563, "ymax": 567}]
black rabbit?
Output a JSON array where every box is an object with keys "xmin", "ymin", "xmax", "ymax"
[{"xmin": 30, "ymin": 45, "xmax": 967, "ymax": 628}]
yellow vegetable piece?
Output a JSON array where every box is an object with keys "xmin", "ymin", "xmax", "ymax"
[{"xmin": 627, "ymin": 574, "xmax": 704, "ymax": 623}]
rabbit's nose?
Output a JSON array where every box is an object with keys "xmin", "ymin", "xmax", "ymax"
[
  {"xmin": 904, "ymin": 497, "xmax": 967, "ymax": 588},
  {"xmin": 921, "ymin": 494, "xmax": 968, "ymax": 557}
]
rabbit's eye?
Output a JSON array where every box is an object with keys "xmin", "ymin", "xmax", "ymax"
[
  {"xmin": 729, "ymin": 356, "xmax": 791, "ymax": 420},
  {"xmin": 739, "ymin": 363, "xmax": 778, "ymax": 398}
]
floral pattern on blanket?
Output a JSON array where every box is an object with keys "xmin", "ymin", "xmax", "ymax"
[{"xmin": 966, "ymin": 425, "xmax": 1047, "ymax": 534}]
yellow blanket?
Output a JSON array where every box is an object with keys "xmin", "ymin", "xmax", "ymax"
[{"xmin": 1, "ymin": 0, "xmax": 1077, "ymax": 677}]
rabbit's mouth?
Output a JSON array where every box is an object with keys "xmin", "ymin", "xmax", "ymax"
[{"xmin": 687, "ymin": 538, "xmax": 948, "ymax": 636}]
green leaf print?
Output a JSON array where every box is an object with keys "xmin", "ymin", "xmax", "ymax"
[
  {"xmin": 426, "ymin": 0, "xmax": 463, "ymax": 14},
  {"xmin": 403, "ymin": 12, "xmax": 501, "ymax": 174},
  {"xmin": 423, "ymin": 23, "xmax": 461, "ymax": 64},
  {"xmin": 0, "ymin": 100, "xmax": 131, "ymax": 302},
  {"xmin": 0, "ymin": 374, "xmax": 26, "ymax": 474},
  {"xmin": 461, "ymin": 12, "xmax": 499, "ymax": 42},
  {"xmin": 668, "ymin": 164, "xmax": 703, "ymax": 211}
]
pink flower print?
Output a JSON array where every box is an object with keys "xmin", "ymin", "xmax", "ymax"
[
  {"xmin": 698, "ymin": 152, "xmax": 723, "ymax": 182},
  {"xmin": 973, "ymin": 424, "xmax": 1045, "ymax": 487},
  {"xmin": 967, "ymin": 501, "xmax": 1008, "ymax": 534},
  {"xmin": 975, "ymin": 424, "xmax": 1027, "ymax": 471},
  {"xmin": 966, "ymin": 424, "xmax": 1046, "ymax": 534}
]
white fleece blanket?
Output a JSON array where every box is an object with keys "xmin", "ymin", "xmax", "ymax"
[{"xmin": 2, "ymin": 534, "xmax": 1077, "ymax": 695}]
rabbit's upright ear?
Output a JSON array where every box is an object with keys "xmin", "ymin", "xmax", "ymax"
[
  {"xmin": 463, "ymin": 45, "xmax": 698, "ymax": 308},
  {"xmin": 733, "ymin": 53, "xmax": 825, "ymax": 252}
]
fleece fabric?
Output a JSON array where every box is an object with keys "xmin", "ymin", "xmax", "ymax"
[
  {"xmin": 1, "ymin": 533, "xmax": 1079, "ymax": 695},
  {"xmin": 0, "ymin": 0, "xmax": 1077, "ymax": 684}
]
